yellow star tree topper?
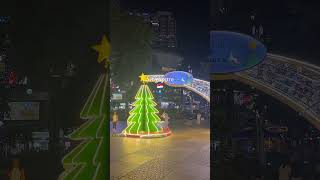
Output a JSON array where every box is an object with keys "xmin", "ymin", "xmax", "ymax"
[
  {"xmin": 92, "ymin": 35, "xmax": 111, "ymax": 68},
  {"xmin": 139, "ymin": 73, "xmax": 149, "ymax": 83}
]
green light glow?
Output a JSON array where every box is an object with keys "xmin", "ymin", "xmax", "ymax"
[
  {"xmin": 59, "ymin": 73, "xmax": 109, "ymax": 180},
  {"xmin": 123, "ymin": 84, "xmax": 162, "ymax": 135}
]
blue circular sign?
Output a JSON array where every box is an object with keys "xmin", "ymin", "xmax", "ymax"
[
  {"xmin": 209, "ymin": 31, "xmax": 267, "ymax": 73},
  {"xmin": 164, "ymin": 71, "xmax": 193, "ymax": 87}
]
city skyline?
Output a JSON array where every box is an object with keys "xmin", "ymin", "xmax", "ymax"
[
  {"xmin": 128, "ymin": 10, "xmax": 177, "ymax": 49},
  {"xmin": 121, "ymin": 0, "xmax": 210, "ymax": 72}
]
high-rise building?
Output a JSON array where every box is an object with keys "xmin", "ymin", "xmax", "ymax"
[
  {"xmin": 210, "ymin": 0, "xmax": 233, "ymax": 30},
  {"xmin": 129, "ymin": 11, "xmax": 177, "ymax": 49},
  {"xmin": 0, "ymin": 16, "xmax": 10, "ymax": 86},
  {"xmin": 154, "ymin": 11, "xmax": 176, "ymax": 49}
]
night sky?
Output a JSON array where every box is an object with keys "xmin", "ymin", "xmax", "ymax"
[
  {"xmin": 122, "ymin": 0, "xmax": 320, "ymax": 65},
  {"xmin": 121, "ymin": 0, "xmax": 210, "ymax": 69}
]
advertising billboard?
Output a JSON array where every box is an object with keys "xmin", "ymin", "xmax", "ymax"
[
  {"xmin": 209, "ymin": 31, "xmax": 267, "ymax": 73},
  {"xmin": 4, "ymin": 102, "xmax": 40, "ymax": 120},
  {"xmin": 112, "ymin": 93, "xmax": 123, "ymax": 100}
]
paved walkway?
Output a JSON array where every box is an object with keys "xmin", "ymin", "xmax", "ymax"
[{"xmin": 110, "ymin": 123, "xmax": 210, "ymax": 180}]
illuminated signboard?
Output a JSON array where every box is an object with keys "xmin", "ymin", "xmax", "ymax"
[
  {"xmin": 164, "ymin": 71, "xmax": 193, "ymax": 87},
  {"xmin": 139, "ymin": 71, "xmax": 193, "ymax": 87},
  {"xmin": 140, "ymin": 74, "xmax": 172, "ymax": 83},
  {"xmin": 209, "ymin": 31, "xmax": 267, "ymax": 73},
  {"xmin": 4, "ymin": 102, "xmax": 40, "ymax": 120},
  {"xmin": 112, "ymin": 93, "xmax": 122, "ymax": 100}
]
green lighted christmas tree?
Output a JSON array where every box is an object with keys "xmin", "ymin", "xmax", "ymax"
[
  {"xmin": 122, "ymin": 80, "xmax": 171, "ymax": 138},
  {"xmin": 59, "ymin": 36, "xmax": 110, "ymax": 180}
]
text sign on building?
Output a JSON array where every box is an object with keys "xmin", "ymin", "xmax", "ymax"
[
  {"xmin": 209, "ymin": 31, "xmax": 267, "ymax": 73},
  {"xmin": 140, "ymin": 71, "xmax": 193, "ymax": 87}
]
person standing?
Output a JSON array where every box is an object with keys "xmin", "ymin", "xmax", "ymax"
[
  {"xmin": 291, "ymin": 160, "xmax": 302, "ymax": 180},
  {"xmin": 196, "ymin": 112, "xmax": 201, "ymax": 125},
  {"xmin": 252, "ymin": 25, "xmax": 256, "ymax": 37},
  {"xmin": 279, "ymin": 161, "xmax": 291, "ymax": 180},
  {"xmin": 258, "ymin": 25, "xmax": 264, "ymax": 41},
  {"xmin": 314, "ymin": 159, "xmax": 320, "ymax": 180},
  {"xmin": 8, "ymin": 158, "xmax": 26, "ymax": 180},
  {"xmin": 112, "ymin": 111, "xmax": 119, "ymax": 133},
  {"xmin": 161, "ymin": 111, "xmax": 170, "ymax": 131}
]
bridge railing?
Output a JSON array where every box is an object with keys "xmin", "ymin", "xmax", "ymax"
[
  {"xmin": 237, "ymin": 53, "xmax": 320, "ymax": 119},
  {"xmin": 186, "ymin": 78, "xmax": 210, "ymax": 102}
]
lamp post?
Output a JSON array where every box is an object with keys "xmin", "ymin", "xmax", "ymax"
[
  {"xmin": 48, "ymin": 62, "xmax": 76, "ymax": 176},
  {"xmin": 255, "ymin": 103, "xmax": 266, "ymax": 171},
  {"xmin": 48, "ymin": 69, "xmax": 62, "ymax": 178}
]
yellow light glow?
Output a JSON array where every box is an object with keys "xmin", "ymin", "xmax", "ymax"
[
  {"xmin": 92, "ymin": 35, "xmax": 111, "ymax": 67},
  {"xmin": 139, "ymin": 73, "xmax": 149, "ymax": 83}
]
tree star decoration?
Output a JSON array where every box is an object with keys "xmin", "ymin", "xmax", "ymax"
[
  {"xmin": 92, "ymin": 35, "xmax": 111, "ymax": 68},
  {"xmin": 139, "ymin": 73, "xmax": 149, "ymax": 83}
]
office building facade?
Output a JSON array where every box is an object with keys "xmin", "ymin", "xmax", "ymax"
[{"xmin": 129, "ymin": 11, "xmax": 177, "ymax": 49}]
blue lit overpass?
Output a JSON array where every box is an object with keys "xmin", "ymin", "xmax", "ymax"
[{"xmin": 212, "ymin": 53, "xmax": 320, "ymax": 129}]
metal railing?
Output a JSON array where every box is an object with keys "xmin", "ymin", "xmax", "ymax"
[
  {"xmin": 236, "ymin": 53, "xmax": 320, "ymax": 122},
  {"xmin": 186, "ymin": 78, "xmax": 210, "ymax": 102}
]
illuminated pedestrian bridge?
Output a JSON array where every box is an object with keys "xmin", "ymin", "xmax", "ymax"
[
  {"xmin": 146, "ymin": 53, "xmax": 320, "ymax": 128},
  {"xmin": 213, "ymin": 53, "xmax": 320, "ymax": 129},
  {"xmin": 144, "ymin": 73, "xmax": 210, "ymax": 102}
]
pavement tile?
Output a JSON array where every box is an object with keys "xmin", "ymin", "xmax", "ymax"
[{"xmin": 110, "ymin": 128, "xmax": 210, "ymax": 180}]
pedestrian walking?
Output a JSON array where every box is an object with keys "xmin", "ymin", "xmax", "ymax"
[{"xmin": 112, "ymin": 111, "xmax": 119, "ymax": 134}]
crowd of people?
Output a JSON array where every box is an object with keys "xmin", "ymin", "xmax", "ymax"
[{"xmin": 243, "ymin": 58, "xmax": 320, "ymax": 115}]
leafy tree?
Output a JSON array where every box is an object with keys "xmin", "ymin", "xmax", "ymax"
[{"xmin": 110, "ymin": 5, "xmax": 155, "ymax": 88}]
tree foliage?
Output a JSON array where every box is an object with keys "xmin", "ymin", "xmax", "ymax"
[{"xmin": 110, "ymin": 6, "xmax": 155, "ymax": 87}]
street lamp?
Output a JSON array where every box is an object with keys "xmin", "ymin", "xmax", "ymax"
[
  {"xmin": 48, "ymin": 62, "xmax": 76, "ymax": 168},
  {"xmin": 255, "ymin": 105, "xmax": 266, "ymax": 167}
]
